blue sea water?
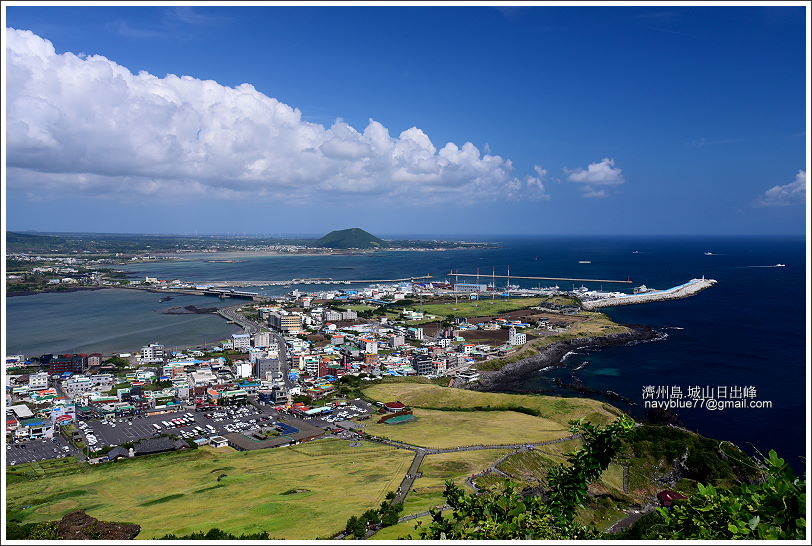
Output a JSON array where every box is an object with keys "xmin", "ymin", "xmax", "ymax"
[{"xmin": 5, "ymin": 235, "xmax": 806, "ymax": 467}]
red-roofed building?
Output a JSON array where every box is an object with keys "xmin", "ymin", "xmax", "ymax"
[
  {"xmin": 383, "ymin": 401, "xmax": 406, "ymax": 413},
  {"xmin": 657, "ymin": 490, "xmax": 688, "ymax": 507}
]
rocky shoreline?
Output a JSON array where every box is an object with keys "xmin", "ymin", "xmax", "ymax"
[
  {"xmin": 7, "ymin": 286, "xmax": 108, "ymax": 298},
  {"xmin": 467, "ymin": 326, "xmax": 660, "ymax": 399},
  {"xmin": 161, "ymin": 305, "xmax": 219, "ymax": 315}
]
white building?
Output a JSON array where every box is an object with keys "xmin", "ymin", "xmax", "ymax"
[
  {"xmin": 508, "ymin": 327, "xmax": 526, "ymax": 346},
  {"xmin": 140, "ymin": 343, "xmax": 166, "ymax": 363},
  {"xmin": 28, "ymin": 372, "xmax": 49, "ymax": 390},
  {"xmin": 189, "ymin": 369, "xmax": 217, "ymax": 387},
  {"xmin": 233, "ymin": 362, "xmax": 253, "ymax": 379},
  {"xmin": 232, "ymin": 334, "xmax": 251, "ymax": 351},
  {"xmin": 407, "ymin": 327, "xmax": 424, "ymax": 341},
  {"xmin": 253, "ymin": 331, "xmax": 272, "ymax": 348}
]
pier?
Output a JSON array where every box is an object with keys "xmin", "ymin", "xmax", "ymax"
[
  {"xmin": 580, "ymin": 278, "xmax": 717, "ymax": 309},
  {"xmin": 449, "ymin": 271, "xmax": 633, "ymax": 284},
  {"xmin": 203, "ymin": 275, "xmax": 433, "ymax": 287}
]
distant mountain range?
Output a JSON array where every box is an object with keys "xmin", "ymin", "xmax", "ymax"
[{"xmin": 315, "ymin": 228, "xmax": 386, "ymax": 249}]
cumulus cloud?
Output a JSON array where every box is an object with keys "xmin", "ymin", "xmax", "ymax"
[
  {"xmin": 756, "ymin": 170, "xmax": 806, "ymax": 207},
  {"xmin": 5, "ymin": 27, "xmax": 548, "ymax": 205},
  {"xmin": 564, "ymin": 158, "xmax": 624, "ymax": 197}
]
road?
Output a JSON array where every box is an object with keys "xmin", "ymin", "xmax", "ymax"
[
  {"xmin": 335, "ymin": 434, "xmax": 582, "ymax": 539},
  {"xmin": 217, "ymin": 304, "xmax": 261, "ymax": 334}
]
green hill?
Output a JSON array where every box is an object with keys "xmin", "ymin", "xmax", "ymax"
[
  {"xmin": 7, "ymin": 231, "xmax": 68, "ymax": 250},
  {"xmin": 315, "ymin": 228, "xmax": 386, "ymax": 249}
]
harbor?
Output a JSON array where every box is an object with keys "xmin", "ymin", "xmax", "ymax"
[{"xmin": 580, "ymin": 277, "xmax": 718, "ymax": 309}]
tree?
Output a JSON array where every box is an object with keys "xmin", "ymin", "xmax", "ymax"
[
  {"xmin": 105, "ymin": 356, "xmax": 130, "ymax": 368},
  {"xmin": 546, "ymin": 416, "xmax": 635, "ymax": 523},
  {"xmin": 640, "ymin": 450, "xmax": 806, "ymax": 540}
]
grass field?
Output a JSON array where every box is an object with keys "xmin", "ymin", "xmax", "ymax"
[
  {"xmin": 5, "ymin": 439, "xmax": 412, "ymax": 539},
  {"xmin": 406, "ymin": 297, "xmax": 546, "ymax": 319},
  {"xmin": 362, "ymin": 383, "xmax": 623, "ymax": 426},
  {"xmin": 402, "ymin": 450, "xmax": 510, "ymax": 516},
  {"xmin": 359, "ymin": 408, "xmax": 568, "ymax": 449},
  {"xmin": 370, "ymin": 517, "xmax": 429, "ymax": 540}
]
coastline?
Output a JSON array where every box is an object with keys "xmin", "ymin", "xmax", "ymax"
[
  {"xmin": 149, "ymin": 245, "xmax": 498, "ymax": 261},
  {"xmin": 6, "ymin": 286, "xmax": 109, "ymax": 298},
  {"xmin": 467, "ymin": 325, "xmax": 659, "ymax": 400}
]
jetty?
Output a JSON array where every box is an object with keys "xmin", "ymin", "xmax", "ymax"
[{"xmin": 580, "ymin": 278, "xmax": 717, "ymax": 310}]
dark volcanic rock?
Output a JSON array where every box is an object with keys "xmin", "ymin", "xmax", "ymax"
[
  {"xmin": 162, "ymin": 305, "xmax": 218, "ymax": 315},
  {"xmin": 468, "ymin": 326, "xmax": 659, "ymax": 394},
  {"xmin": 56, "ymin": 510, "xmax": 140, "ymax": 540}
]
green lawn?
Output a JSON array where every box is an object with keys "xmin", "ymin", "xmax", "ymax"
[
  {"xmin": 405, "ymin": 297, "xmax": 546, "ymax": 319},
  {"xmin": 5, "ymin": 439, "xmax": 412, "ymax": 539},
  {"xmin": 359, "ymin": 408, "xmax": 569, "ymax": 449},
  {"xmin": 362, "ymin": 382, "xmax": 623, "ymax": 426},
  {"xmin": 402, "ymin": 450, "xmax": 510, "ymax": 516},
  {"xmin": 369, "ymin": 517, "xmax": 429, "ymax": 540}
]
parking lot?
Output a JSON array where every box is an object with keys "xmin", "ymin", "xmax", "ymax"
[
  {"xmin": 81, "ymin": 404, "xmax": 277, "ymax": 450},
  {"xmin": 304, "ymin": 399, "xmax": 375, "ymax": 428},
  {"xmin": 7, "ymin": 398, "xmax": 376, "ymax": 464},
  {"xmin": 6, "ymin": 435, "xmax": 78, "ymax": 466}
]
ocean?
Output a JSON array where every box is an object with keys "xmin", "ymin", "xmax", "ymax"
[
  {"xmin": 5, "ymin": 289, "xmax": 242, "ymax": 356},
  {"xmin": 5, "ymin": 235, "xmax": 806, "ymax": 468}
]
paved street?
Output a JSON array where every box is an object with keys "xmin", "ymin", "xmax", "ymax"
[{"xmin": 6, "ymin": 435, "xmax": 78, "ymax": 466}]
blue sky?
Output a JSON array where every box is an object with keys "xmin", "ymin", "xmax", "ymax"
[{"xmin": 4, "ymin": 5, "xmax": 808, "ymax": 236}]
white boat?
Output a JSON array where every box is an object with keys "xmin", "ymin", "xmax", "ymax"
[
  {"xmin": 632, "ymin": 250, "xmax": 640, "ymax": 254},
  {"xmin": 704, "ymin": 251, "xmax": 714, "ymax": 256},
  {"xmin": 578, "ymin": 260, "xmax": 591, "ymax": 264},
  {"xmin": 775, "ymin": 263, "xmax": 786, "ymax": 267}
]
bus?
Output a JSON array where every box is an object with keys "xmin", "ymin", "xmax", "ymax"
[{"xmin": 152, "ymin": 423, "xmax": 161, "ymax": 431}]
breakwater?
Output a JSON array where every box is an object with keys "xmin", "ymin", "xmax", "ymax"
[{"xmin": 580, "ymin": 278, "xmax": 717, "ymax": 310}]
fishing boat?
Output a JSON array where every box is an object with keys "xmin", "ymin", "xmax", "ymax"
[
  {"xmin": 775, "ymin": 263, "xmax": 786, "ymax": 267},
  {"xmin": 158, "ymin": 296, "xmax": 174, "ymax": 302},
  {"xmin": 704, "ymin": 251, "xmax": 715, "ymax": 256}
]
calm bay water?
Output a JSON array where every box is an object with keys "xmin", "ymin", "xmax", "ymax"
[
  {"xmin": 5, "ymin": 236, "xmax": 806, "ymax": 465},
  {"xmin": 5, "ymin": 289, "xmax": 242, "ymax": 356}
]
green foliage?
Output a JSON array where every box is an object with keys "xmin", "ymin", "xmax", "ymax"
[
  {"xmin": 161, "ymin": 528, "xmax": 274, "ymax": 540},
  {"xmin": 546, "ymin": 416, "xmax": 635, "ymax": 522},
  {"xmin": 342, "ymin": 492, "xmax": 402, "ymax": 538},
  {"xmin": 105, "ymin": 356, "xmax": 130, "ymax": 368},
  {"xmin": 623, "ymin": 424, "xmax": 754, "ymax": 483},
  {"xmin": 641, "ymin": 450, "xmax": 806, "ymax": 540},
  {"xmin": 410, "ymin": 416, "xmax": 634, "ymax": 539},
  {"xmin": 6, "ymin": 521, "xmax": 60, "ymax": 539},
  {"xmin": 420, "ymin": 405, "xmax": 542, "ymax": 417},
  {"xmin": 411, "ymin": 480, "xmax": 594, "ymax": 540}
]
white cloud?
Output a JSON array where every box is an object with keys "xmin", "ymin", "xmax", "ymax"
[
  {"xmin": 5, "ymin": 28, "xmax": 548, "ymax": 205},
  {"xmin": 756, "ymin": 170, "xmax": 806, "ymax": 207},
  {"xmin": 582, "ymin": 189, "xmax": 608, "ymax": 199},
  {"xmin": 564, "ymin": 157, "xmax": 624, "ymax": 198}
]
